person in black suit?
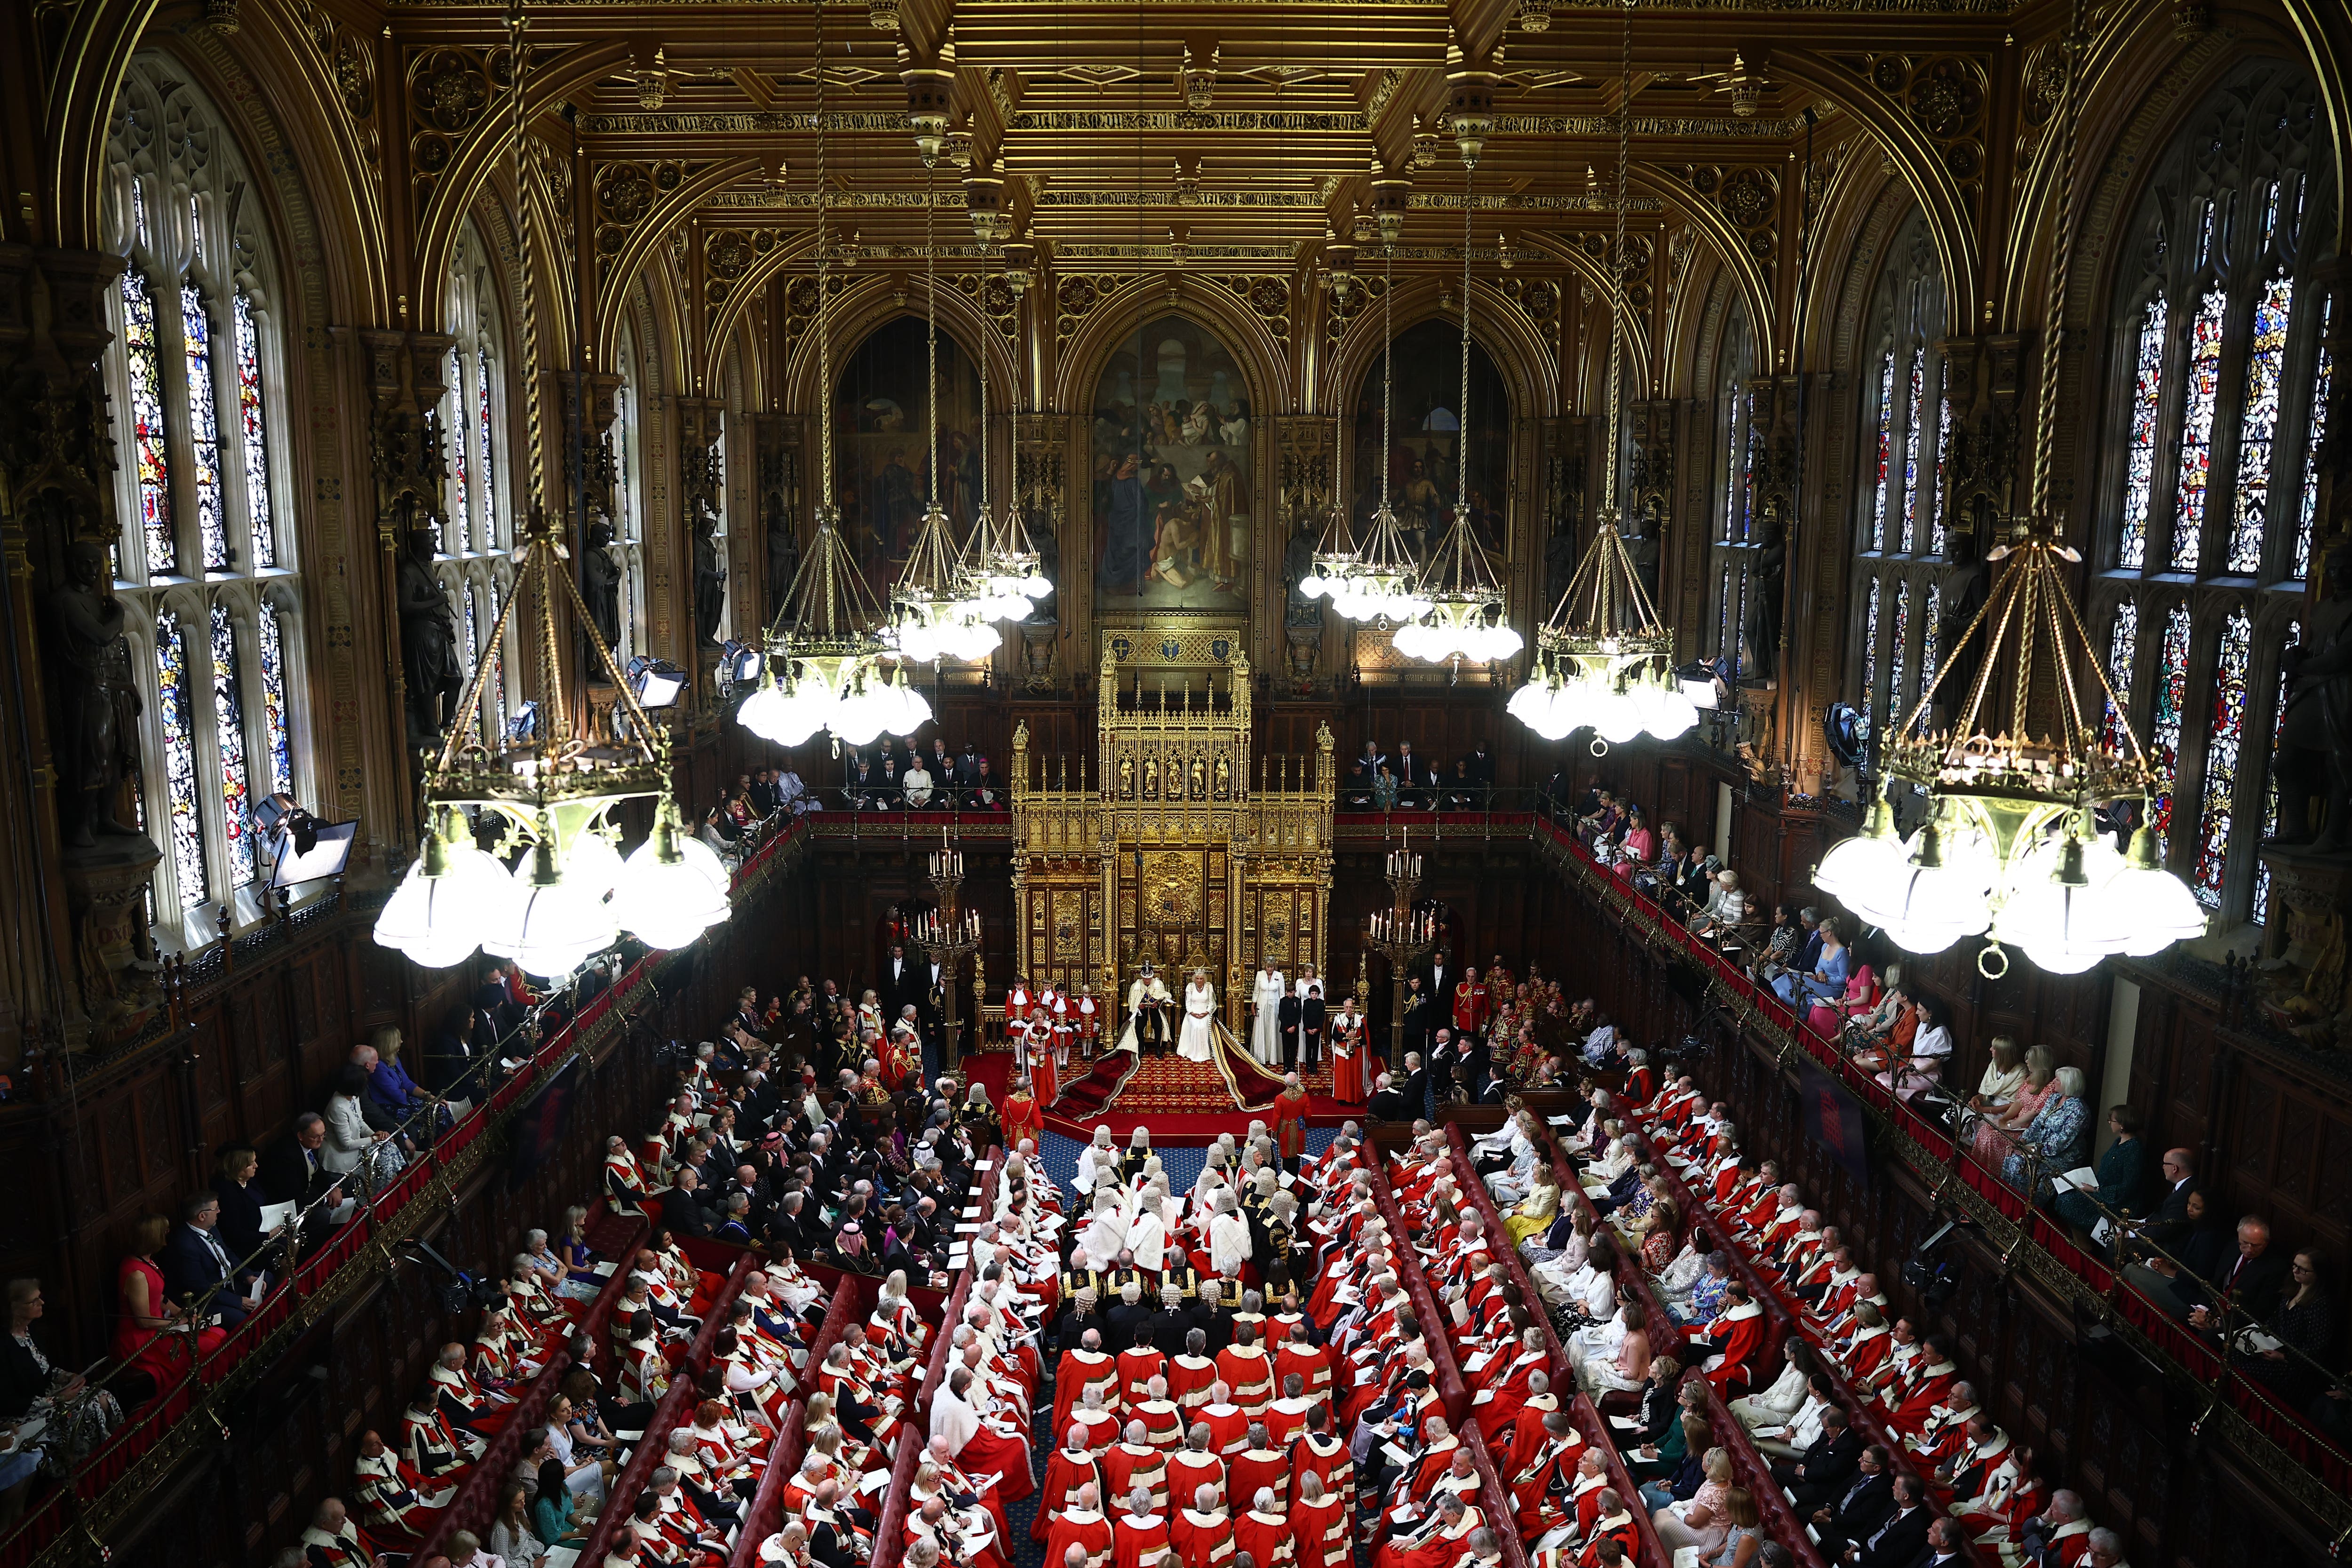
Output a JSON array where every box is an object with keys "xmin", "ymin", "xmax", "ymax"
[
  {"xmin": 210, "ymin": 1146, "xmax": 274, "ymax": 1270},
  {"xmin": 1840, "ymin": 1472, "xmax": 1929, "ymax": 1568},
  {"xmin": 260, "ymin": 1114, "xmax": 343, "ymax": 1218},
  {"xmin": 1398, "ymin": 1054, "xmax": 1432, "ymax": 1122},
  {"xmin": 1391, "ymin": 741, "xmax": 1432, "ymax": 807},
  {"xmin": 1806, "ymin": 1445, "xmax": 1893, "ymax": 1557},
  {"xmin": 1777, "ymin": 1408, "xmax": 1862, "ymax": 1507},
  {"xmin": 1278, "ymin": 988, "xmax": 1303, "ymax": 1069},
  {"xmin": 1298, "ymin": 985, "xmax": 1327, "ymax": 1072},
  {"xmin": 1907, "ymin": 1516, "xmax": 1965, "ymax": 1568},
  {"xmin": 663, "ymin": 1169, "xmax": 714, "ymax": 1239},
  {"xmin": 2121, "ymin": 1148, "xmax": 2200, "ymax": 1257},
  {"xmin": 159, "ymin": 1191, "xmax": 253, "ymax": 1328},
  {"xmin": 2181, "ymin": 1215, "xmax": 2293, "ymax": 1337},
  {"xmin": 1368, "ymin": 1071, "xmax": 1413, "ymax": 1123},
  {"xmin": 1149, "ymin": 1290, "xmax": 1200, "ymax": 1356}
]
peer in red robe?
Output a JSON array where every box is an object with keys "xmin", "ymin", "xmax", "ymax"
[
  {"xmin": 1171, "ymin": 1505, "xmax": 1236, "ymax": 1568},
  {"xmin": 1232, "ymin": 1503, "xmax": 1298, "ymax": 1568},
  {"xmin": 1037, "ymin": 1440, "xmax": 1110, "ymax": 1541},
  {"xmin": 1045, "ymin": 1504, "xmax": 1118, "ymax": 1568},
  {"xmin": 1114, "ymin": 1504, "xmax": 1175, "ymax": 1568}
]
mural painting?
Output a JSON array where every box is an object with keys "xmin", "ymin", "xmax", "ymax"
[
  {"xmin": 1092, "ymin": 315, "xmax": 1254, "ymax": 612},
  {"xmin": 832, "ymin": 314, "xmax": 984, "ymax": 597},
  {"xmin": 1350, "ymin": 317, "xmax": 1510, "ymax": 563}
]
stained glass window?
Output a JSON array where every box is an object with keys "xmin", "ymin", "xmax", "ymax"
[
  {"xmin": 1889, "ymin": 579, "xmax": 1910, "ymax": 726},
  {"xmin": 2172, "ymin": 286, "xmax": 2227, "ymax": 569},
  {"xmin": 1899, "ymin": 349, "xmax": 1925, "ymax": 554},
  {"xmin": 131, "ymin": 175, "xmax": 148, "ymax": 249},
  {"xmin": 210, "ymin": 604, "xmax": 254, "ymax": 885},
  {"xmin": 2150, "ymin": 603, "xmax": 2193, "ymax": 838},
  {"xmin": 2104, "ymin": 601, "xmax": 2139, "ymax": 753},
  {"xmin": 484, "ymin": 581, "xmax": 508, "ymax": 741},
  {"xmin": 2227, "ymin": 276, "xmax": 2295, "ymax": 573},
  {"xmin": 234, "ymin": 292, "xmax": 274, "ymax": 568},
  {"xmin": 1718, "ymin": 566, "xmax": 1733, "ymax": 661},
  {"xmin": 2196, "ymin": 199, "xmax": 2215, "ymax": 267},
  {"xmin": 461, "ymin": 583, "xmax": 478, "ymax": 682},
  {"xmin": 257, "ymin": 600, "xmax": 292, "ymax": 798},
  {"xmin": 1870, "ymin": 350, "xmax": 1895, "ymax": 553},
  {"xmin": 1859, "ymin": 575, "xmax": 1882, "ymax": 748},
  {"xmin": 2255, "ymin": 620, "xmax": 2300, "ymax": 919},
  {"xmin": 183, "ymin": 285, "xmax": 227, "ymax": 572},
  {"xmin": 2191, "ymin": 607, "xmax": 2253, "ymax": 904},
  {"xmin": 1917, "ymin": 583, "xmax": 1941, "ymax": 728},
  {"xmin": 2296, "ymin": 298, "xmax": 2332, "ymax": 579},
  {"xmin": 447, "ymin": 348, "xmax": 469, "ymax": 552},
  {"xmin": 2120, "ymin": 296, "xmax": 2166, "ymax": 570},
  {"xmin": 478, "ymin": 347, "xmax": 497, "ymax": 545},
  {"xmin": 122, "ymin": 271, "xmax": 174, "ymax": 576},
  {"xmin": 1931, "ymin": 374, "xmax": 1952, "ymax": 557},
  {"xmin": 155, "ymin": 611, "xmax": 207, "ymax": 908}
]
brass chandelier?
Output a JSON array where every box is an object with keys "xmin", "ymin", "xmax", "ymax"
[
  {"xmin": 738, "ymin": 3, "xmax": 931, "ymax": 747},
  {"xmin": 1510, "ymin": 0, "xmax": 1695, "ymax": 746},
  {"xmin": 375, "ymin": 0, "xmax": 729, "ymax": 973},
  {"xmin": 1813, "ymin": 0, "xmax": 2203, "ymax": 974}
]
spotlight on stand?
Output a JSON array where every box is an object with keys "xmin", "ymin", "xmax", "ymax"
[
  {"xmin": 396, "ymin": 1239, "xmax": 508, "ymax": 1313},
  {"xmin": 1901, "ymin": 1214, "xmax": 1967, "ymax": 1312},
  {"xmin": 627, "ymin": 656, "xmax": 689, "ymax": 710}
]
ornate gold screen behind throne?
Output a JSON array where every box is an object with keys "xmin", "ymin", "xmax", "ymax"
[{"xmin": 1009, "ymin": 635, "xmax": 1334, "ymax": 1027}]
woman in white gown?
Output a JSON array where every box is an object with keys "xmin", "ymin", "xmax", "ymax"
[
  {"xmin": 1250, "ymin": 963, "xmax": 1286, "ymax": 1066},
  {"xmin": 1180, "ymin": 970, "xmax": 1218, "ymax": 1063}
]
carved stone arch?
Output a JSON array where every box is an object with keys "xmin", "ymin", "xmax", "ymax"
[
  {"xmin": 412, "ymin": 40, "xmax": 632, "ymax": 336},
  {"xmin": 774, "ymin": 269, "xmax": 1024, "ymax": 421},
  {"xmin": 2004, "ymin": 8, "xmax": 2316, "ymax": 328},
  {"xmin": 1326, "ymin": 277, "xmax": 1546, "ymax": 434},
  {"xmin": 1051, "ymin": 271, "xmax": 1291, "ymax": 418},
  {"xmin": 2055, "ymin": 42, "xmax": 2330, "ymax": 556},
  {"xmin": 592, "ymin": 160, "xmax": 766, "ymax": 367},
  {"xmin": 1634, "ymin": 167, "xmax": 1776, "ymax": 373},
  {"xmin": 1690, "ymin": 261, "xmax": 1750, "ymax": 398},
  {"xmin": 2274, "ymin": 0, "xmax": 2352, "ymax": 255},
  {"xmin": 1770, "ymin": 48, "xmax": 1979, "ymax": 340},
  {"xmin": 44, "ymin": 0, "xmax": 167, "ymax": 251},
  {"xmin": 1825, "ymin": 178, "xmax": 1927, "ymax": 380}
]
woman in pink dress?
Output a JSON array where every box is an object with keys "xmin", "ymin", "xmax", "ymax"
[
  {"xmin": 114, "ymin": 1215, "xmax": 226, "ymax": 1403},
  {"xmin": 1807, "ymin": 962, "xmax": 1881, "ymax": 1038},
  {"xmin": 1971, "ymin": 1044, "xmax": 2057, "ymax": 1168}
]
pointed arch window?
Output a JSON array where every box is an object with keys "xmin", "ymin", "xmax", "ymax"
[
  {"xmin": 2150, "ymin": 603, "xmax": 2193, "ymax": 838},
  {"xmin": 122, "ymin": 269, "xmax": 174, "ymax": 576},
  {"xmin": 234, "ymin": 292, "xmax": 276, "ymax": 568},
  {"xmin": 435, "ymin": 220, "xmax": 516, "ymax": 751},
  {"xmin": 1870, "ymin": 351, "xmax": 1895, "ymax": 553},
  {"xmin": 2119, "ymin": 297, "xmax": 2167, "ymax": 570},
  {"xmin": 155, "ymin": 610, "xmax": 206, "ymax": 910},
  {"xmin": 2295, "ymin": 300, "xmax": 2332, "ymax": 578},
  {"xmin": 103, "ymin": 58, "xmax": 310, "ymax": 938},
  {"xmin": 2104, "ymin": 602, "xmax": 2139, "ymax": 753},
  {"xmin": 2255, "ymin": 620, "xmax": 2300, "ymax": 919},
  {"xmin": 2191, "ymin": 607, "xmax": 2254, "ymax": 904},
  {"xmin": 2227, "ymin": 277, "xmax": 2295, "ymax": 573},
  {"xmin": 2172, "ymin": 287, "xmax": 2227, "ymax": 569},
  {"xmin": 1858, "ymin": 577, "xmax": 1882, "ymax": 750},
  {"xmin": 2097, "ymin": 59, "xmax": 2332, "ymax": 924},
  {"xmin": 183, "ymin": 283, "xmax": 227, "ymax": 572},
  {"xmin": 1899, "ymin": 349, "xmax": 1926, "ymax": 553},
  {"xmin": 613, "ymin": 322, "xmax": 649, "ymax": 666}
]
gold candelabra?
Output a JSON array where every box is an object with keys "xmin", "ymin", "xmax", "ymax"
[
  {"xmin": 913, "ymin": 848, "xmax": 982, "ymax": 1071},
  {"xmin": 1362, "ymin": 845, "xmax": 1437, "ymax": 1066}
]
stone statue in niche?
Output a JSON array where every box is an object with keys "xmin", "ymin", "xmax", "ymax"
[
  {"xmin": 1742, "ymin": 500, "xmax": 1787, "ymax": 686},
  {"xmin": 1544, "ymin": 515, "xmax": 1580, "ymax": 616},
  {"xmin": 47, "ymin": 540, "xmax": 145, "ymax": 847},
  {"xmin": 580, "ymin": 517, "xmax": 622, "ymax": 674},
  {"xmin": 1933, "ymin": 529, "xmax": 1989, "ymax": 721},
  {"xmin": 692, "ymin": 507, "xmax": 727, "ymax": 649},
  {"xmin": 1625, "ymin": 506, "xmax": 1661, "ymax": 613},
  {"xmin": 397, "ymin": 524, "xmax": 465, "ymax": 751},
  {"xmin": 763, "ymin": 476, "xmax": 799, "ymax": 615},
  {"xmin": 2272, "ymin": 539, "xmax": 2352, "ymax": 850},
  {"xmin": 1025, "ymin": 506, "xmax": 1061, "ymax": 625},
  {"xmin": 1283, "ymin": 518, "xmax": 1323, "ymax": 628}
]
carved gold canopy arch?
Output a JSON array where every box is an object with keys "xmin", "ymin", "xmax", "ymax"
[{"xmin": 1007, "ymin": 633, "xmax": 1333, "ymax": 1023}]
